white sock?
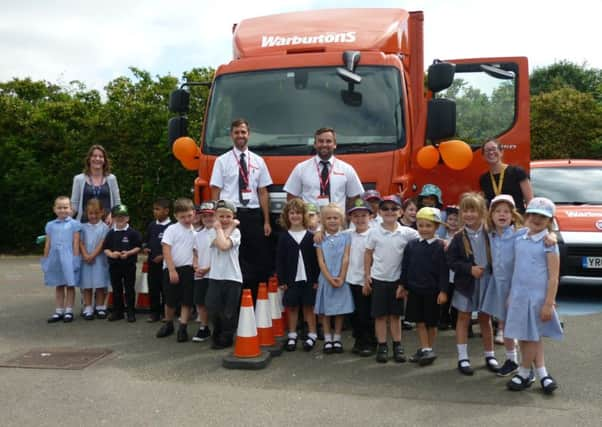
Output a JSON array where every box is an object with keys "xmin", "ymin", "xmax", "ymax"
[
  {"xmin": 536, "ymin": 366, "xmax": 549, "ymax": 380},
  {"xmin": 307, "ymin": 332, "xmax": 318, "ymax": 341},
  {"xmin": 457, "ymin": 344, "xmax": 468, "ymax": 361},
  {"xmin": 84, "ymin": 305, "xmax": 94, "ymax": 315},
  {"xmin": 288, "ymin": 332, "xmax": 298, "ymax": 340},
  {"xmin": 484, "ymin": 350, "xmax": 495, "ymax": 358},
  {"xmin": 506, "ymin": 350, "xmax": 518, "ymax": 363},
  {"xmin": 96, "ymin": 305, "xmax": 107, "ymax": 311},
  {"xmin": 333, "ymin": 334, "xmax": 341, "ymax": 342},
  {"xmin": 423, "ymin": 347, "xmax": 433, "ymax": 352},
  {"xmin": 324, "ymin": 333, "xmax": 333, "ymax": 343},
  {"xmin": 65, "ymin": 307, "xmax": 73, "ymax": 314},
  {"xmin": 55, "ymin": 308, "xmax": 65, "ymax": 315},
  {"xmin": 518, "ymin": 366, "xmax": 531, "ymax": 379}
]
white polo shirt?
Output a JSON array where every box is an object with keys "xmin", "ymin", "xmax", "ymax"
[
  {"xmin": 345, "ymin": 228, "xmax": 370, "ymax": 286},
  {"xmin": 283, "ymin": 155, "xmax": 364, "ymax": 211},
  {"xmin": 207, "ymin": 228, "xmax": 243, "ymax": 283},
  {"xmin": 365, "ymin": 223, "xmax": 419, "ymax": 282},
  {"xmin": 193, "ymin": 227, "xmax": 212, "ymax": 277},
  {"xmin": 161, "ymin": 222, "xmax": 196, "ymax": 268},
  {"xmin": 209, "ymin": 147, "xmax": 273, "ymax": 208}
]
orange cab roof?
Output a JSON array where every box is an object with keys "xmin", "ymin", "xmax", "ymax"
[
  {"xmin": 531, "ymin": 159, "xmax": 602, "ymax": 168},
  {"xmin": 232, "ymin": 8, "xmax": 410, "ymax": 59}
]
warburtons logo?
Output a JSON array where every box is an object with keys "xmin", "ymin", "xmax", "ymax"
[{"xmin": 261, "ymin": 32, "xmax": 356, "ymax": 48}]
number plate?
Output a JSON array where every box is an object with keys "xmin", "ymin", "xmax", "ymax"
[{"xmin": 582, "ymin": 256, "xmax": 602, "ymax": 269}]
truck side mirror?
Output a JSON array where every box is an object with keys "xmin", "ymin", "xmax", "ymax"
[
  {"xmin": 168, "ymin": 116, "xmax": 189, "ymax": 148},
  {"xmin": 169, "ymin": 89, "xmax": 190, "ymax": 114},
  {"xmin": 427, "ymin": 61, "xmax": 455, "ymax": 93},
  {"xmin": 426, "ymin": 98, "xmax": 456, "ymax": 142}
]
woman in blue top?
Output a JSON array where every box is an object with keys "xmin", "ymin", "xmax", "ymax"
[
  {"xmin": 42, "ymin": 196, "xmax": 81, "ymax": 323},
  {"xmin": 314, "ymin": 203, "xmax": 354, "ymax": 354},
  {"xmin": 505, "ymin": 197, "xmax": 563, "ymax": 394}
]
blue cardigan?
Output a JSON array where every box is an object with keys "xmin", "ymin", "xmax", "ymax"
[{"xmin": 276, "ymin": 230, "xmax": 319, "ymax": 286}]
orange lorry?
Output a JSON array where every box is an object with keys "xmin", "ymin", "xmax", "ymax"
[{"xmin": 168, "ymin": 8, "xmax": 530, "ymax": 212}]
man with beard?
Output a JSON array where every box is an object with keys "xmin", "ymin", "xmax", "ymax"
[
  {"xmin": 284, "ymin": 127, "xmax": 364, "ymax": 212},
  {"xmin": 210, "ymin": 119, "xmax": 273, "ymax": 302}
]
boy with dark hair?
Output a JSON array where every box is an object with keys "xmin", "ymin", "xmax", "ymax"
[
  {"xmin": 156, "ymin": 198, "xmax": 196, "ymax": 342},
  {"xmin": 103, "ymin": 204, "xmax": 142, "ymax": 322},
  {"xmin": 143, "ymin": 197, "xmax": 172, "ymax": 323}
]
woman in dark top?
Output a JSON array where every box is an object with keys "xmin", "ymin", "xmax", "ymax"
[
  {"xmin": 71, "ymin": 145, "xmax": 121, "ymax": 224},
  {"xmin": 478, "ymin": 139, "xmax": 533, "ymax": 213}
]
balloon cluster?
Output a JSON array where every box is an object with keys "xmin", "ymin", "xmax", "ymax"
[
  {"xmin": 416, "ymin": 140, "xmax": 473, "ymax": 171},
  {"xmin": 172, "ymin": 137, "xmax": 200, "ymax": 171}
]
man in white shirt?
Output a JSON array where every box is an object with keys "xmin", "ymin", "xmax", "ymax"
[
  {"xmin": 283, "ymin": 127, "xmax": 364, "ymax": 211},
  {"xmin": 210, "ymin": 119, "xmax": 273, "ymax": 302}
]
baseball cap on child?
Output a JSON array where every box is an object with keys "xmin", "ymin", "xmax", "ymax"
[
  {"xmin": 418, "ymin": 184, "xmax": 443, "ymax": 206},
  {"xmin": 215, "ymin": 199, "xmax": 237, "ymax": 214},
  {"xmin": 490, "ymin": 194, "xmax": 516, "ymax": 208},
  {"xmin": 306, "ymin": 203, "xmax": 319, "ymax": 214},
  {"xmin": 379, "ymin": 195, "xmax": 402, "ymax": 207},
  {"xmin": 362, "ymin": 190, "xmax": 382, "ymax": 202},
  {"xmin": 111, "ymin": 204, "xmax": 129, "ymax": 217},
  {"xmin": 347, "ymin": 198, "xmax": 373, "ymax": 214},
  {"xmin": 526, "ymin": 197, "xmax": 555, "ymax": 218},
  {"xmin": 199, "ymin": 201, "xmax": 216, "ymax": 214},
  {"xmin": 416, "ymin": 207, "xmax": 443, "ymax": 224}
]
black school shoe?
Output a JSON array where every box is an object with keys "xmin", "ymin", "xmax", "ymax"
[
  {"xmin": 485, "ymin": 356, "xmax": 500, "ymax": 373},
  {"xmin": 177, "ymin": 325, "xmax": 189, "ymax": 342},
  {"xmin": 507, "ymin": 374, "xmax": 535, "ymax": 391},
  {"xmin": 376, "ymin": 344, "xmax": 388, "ymax": 363},
  {"xmin": 63, "ymin": 312, "xmax": 74, "ymax": 323},
  {"xmin": 393, "ymin": 343, "xmax": 406, "ymax": 363},
  {"xmin": 192, "ymin": 327, "xmax": 211, "ymax": 342},
  {"xmin": 497, "ymin": 359, "xmax": 519, "ymax": 377},
  {"xmin": 458, "ymin": 359, "xmax": 474, "ymax": 376},
  {"xmin": 156, "ymin": 321, "xmax": 174, "ymax": 338},
  {"xmin": 47, "ymin": 313, "xmax": 64, "ymax": 323},
  {"xmin": 540, "ymin": 376, "xmax": 558, "ymax": 394},
  {"xmin": 95, "ymin": 309, "xmax": 107, "ymax": 320},
  {"xmin": 127, "ymin": 311, "xmax": 136, "ymax": 323},
  {"xmin": 418, "ymin": 349, "xmax": 437, "ymax": 366},
  {"xmin": 108, "ymin": 312, "xmax": 124, "ymax": 321}
]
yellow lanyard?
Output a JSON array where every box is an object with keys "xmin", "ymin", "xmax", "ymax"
[{"xmin": 489, "ymin": 165, "xmax": 507, "ymax": 196}]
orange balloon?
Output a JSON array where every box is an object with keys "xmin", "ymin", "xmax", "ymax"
[
  {"xmin": 416, "ymin": 145, "xmax": 440, "ymax": 169},
  {"xmin": 172, "ymin": 137, "xmax": 198, "ymax": 161},
  {"xmin": 180, "ymin": 149, "xmax": 200, "ymax": 171},
  {"xmin": 439, "ymin": 140, "xmax": 473, "ymax": 170}
]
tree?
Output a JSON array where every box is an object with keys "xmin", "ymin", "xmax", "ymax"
[{"xmin": 530, "ymin": 60, "xmax": 602, "ymax": 102}]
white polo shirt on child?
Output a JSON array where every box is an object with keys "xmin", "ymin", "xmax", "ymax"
[
  {"xmin": 365, "ymin": 223, "xmax": 419, "ymax": 282},
  {"xmin": 193, "ymin": 227, "xmax": 212, "ymax": 278},
  {"xmin": 207, "ymin": 228, "xmax": 243, "ymax": 283},
  {"xmin": 346, "ymin": 229, "xmax": 370, "ymax": 286},
  {"xmin": 161, "ymin": 222, "xmax": 195, "ymax": 268}
]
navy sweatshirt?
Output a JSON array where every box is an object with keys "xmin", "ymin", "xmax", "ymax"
[
  {"xmin": 400, "ymin": 238, "xmax": 449, "ymax": 294},
  {"xmin": 276, "ymin": 230, "xmax": 320, "ymax": 286}
]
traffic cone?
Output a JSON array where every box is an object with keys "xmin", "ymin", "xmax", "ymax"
[
  {"xmin": 255, "ymin": 283, "xmax": 282, "ymax": 356},
  {"xmin": 268, "ymin": 280, "xmax": 285, "ymax": 338},
  {"xmin": 135, "ymin": 261, "xmax": 151, "ymax": 312},
  {"xmin": 222, "ymin": 289, "xmax": 271, "ymax": 370}
]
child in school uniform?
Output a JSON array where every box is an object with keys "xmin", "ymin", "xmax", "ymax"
[
  {"xmin": 43, "ymin": 196, "xmax": 81, "ymax": 323},
  {"xmin": 155, "ymin": 198, "xmax": 196, "ymax": 341},
  {"xmin": 446, "ymin": 193, "xmax": 499, "ymax": 375},
  {"xmin": 346, "ymin": 199, "xmax": 377, "ymax": 357},
  {"xmin": 365, "ymin": 195, "xmax": 419, "ymax": 363},
  {"xmin": 204, "ymin": 200, "xmax": 243, "ymax": 349},
  {"xmin": 276, "ymin": 198, "xmax": 320, "ymax": 352},
  {"xmin": 191, "ymin": 201, "xmax": 217, "ymax": 342},
  {"xmin": 401, "ymin": 207, "xmax": 448, "ymax": 366},
  {"xmin": 505, "ymin": 197, "xmax": 563, "ymax": 394},
  {"xmin": 79, "ymin": 199, "xmax": 110, "ymax": 320},
  {"xmin": 439, "ymin": 205, "xmax": 460, "ymax": 330},
  {"xmin": 399, "ymin": 198, "xmax": 418, "ymax": 229},
  {"xmin": 143, "ymin": 197, "xmax": 172, "ymax": 323},
  {"xmin": 362, "ymin": 190, "xmax": 383, "ymax": 229},
  {"xmin": 103, "ymin": 204, "xmax": 142, "ymax": 322},
  {"xmin": 314, "ymin": 203, "xmax": 354, "ymax": 354}
]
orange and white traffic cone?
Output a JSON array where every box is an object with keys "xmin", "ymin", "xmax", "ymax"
[
  {"xmin": 135, "ymin": 261, "xmax": 151, "ymax": 312},
  {"xmin": 255, "ymin": 283, "xmax": 282, "ymax": 356},
  {"xmin": 268, "ymin": 280, "xmax": 285, "ymax": 338},
  {"xmin": 222, "ymin": 289, "xmax": 271, "ymax": 370}
]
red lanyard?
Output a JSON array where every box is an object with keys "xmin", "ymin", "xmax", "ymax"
[
  {"xmin": 232, "ymin": 150, "xmax": 252, "ymax": 187},
  {"xmin": 315, "ymin": 159, "xmax": 335, "ymax": 196}
]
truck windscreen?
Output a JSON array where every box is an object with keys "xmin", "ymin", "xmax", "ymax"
[{"xmin": 203, "ymin": 66, "xmax": 404, "ymax": 156}]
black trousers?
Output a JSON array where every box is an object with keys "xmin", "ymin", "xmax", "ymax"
[
  {"xmin": 350, "ymin": 285, "xmax": 376, "ymax": 347},
  {"xmin": 147, "ymin": 261, "xmax": 164, "ymax": 317},
  {"xmin": 237, "ymin": 208, "xmax": 272, "ymax": 302},
  {"xmin": 109, "ymin": 263, "xmax": 136, "ymax": 314},
  {"xmin": 206, "ymin": 280, "xmax": 242, "ymax": 345}
]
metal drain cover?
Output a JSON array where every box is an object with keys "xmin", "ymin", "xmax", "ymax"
[{"xmin": 0, "ymin": 348, "xmax": 112, "ymax": 370}]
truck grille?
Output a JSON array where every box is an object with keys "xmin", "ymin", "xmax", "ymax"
[{"xmin": 562, "ymin": 244, "xmax": 602, "ymax": 277}]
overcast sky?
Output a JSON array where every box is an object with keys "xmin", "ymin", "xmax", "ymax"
[{"xmin": 1, "ymin": 0, "xmax": 600, "ymax": 94}]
